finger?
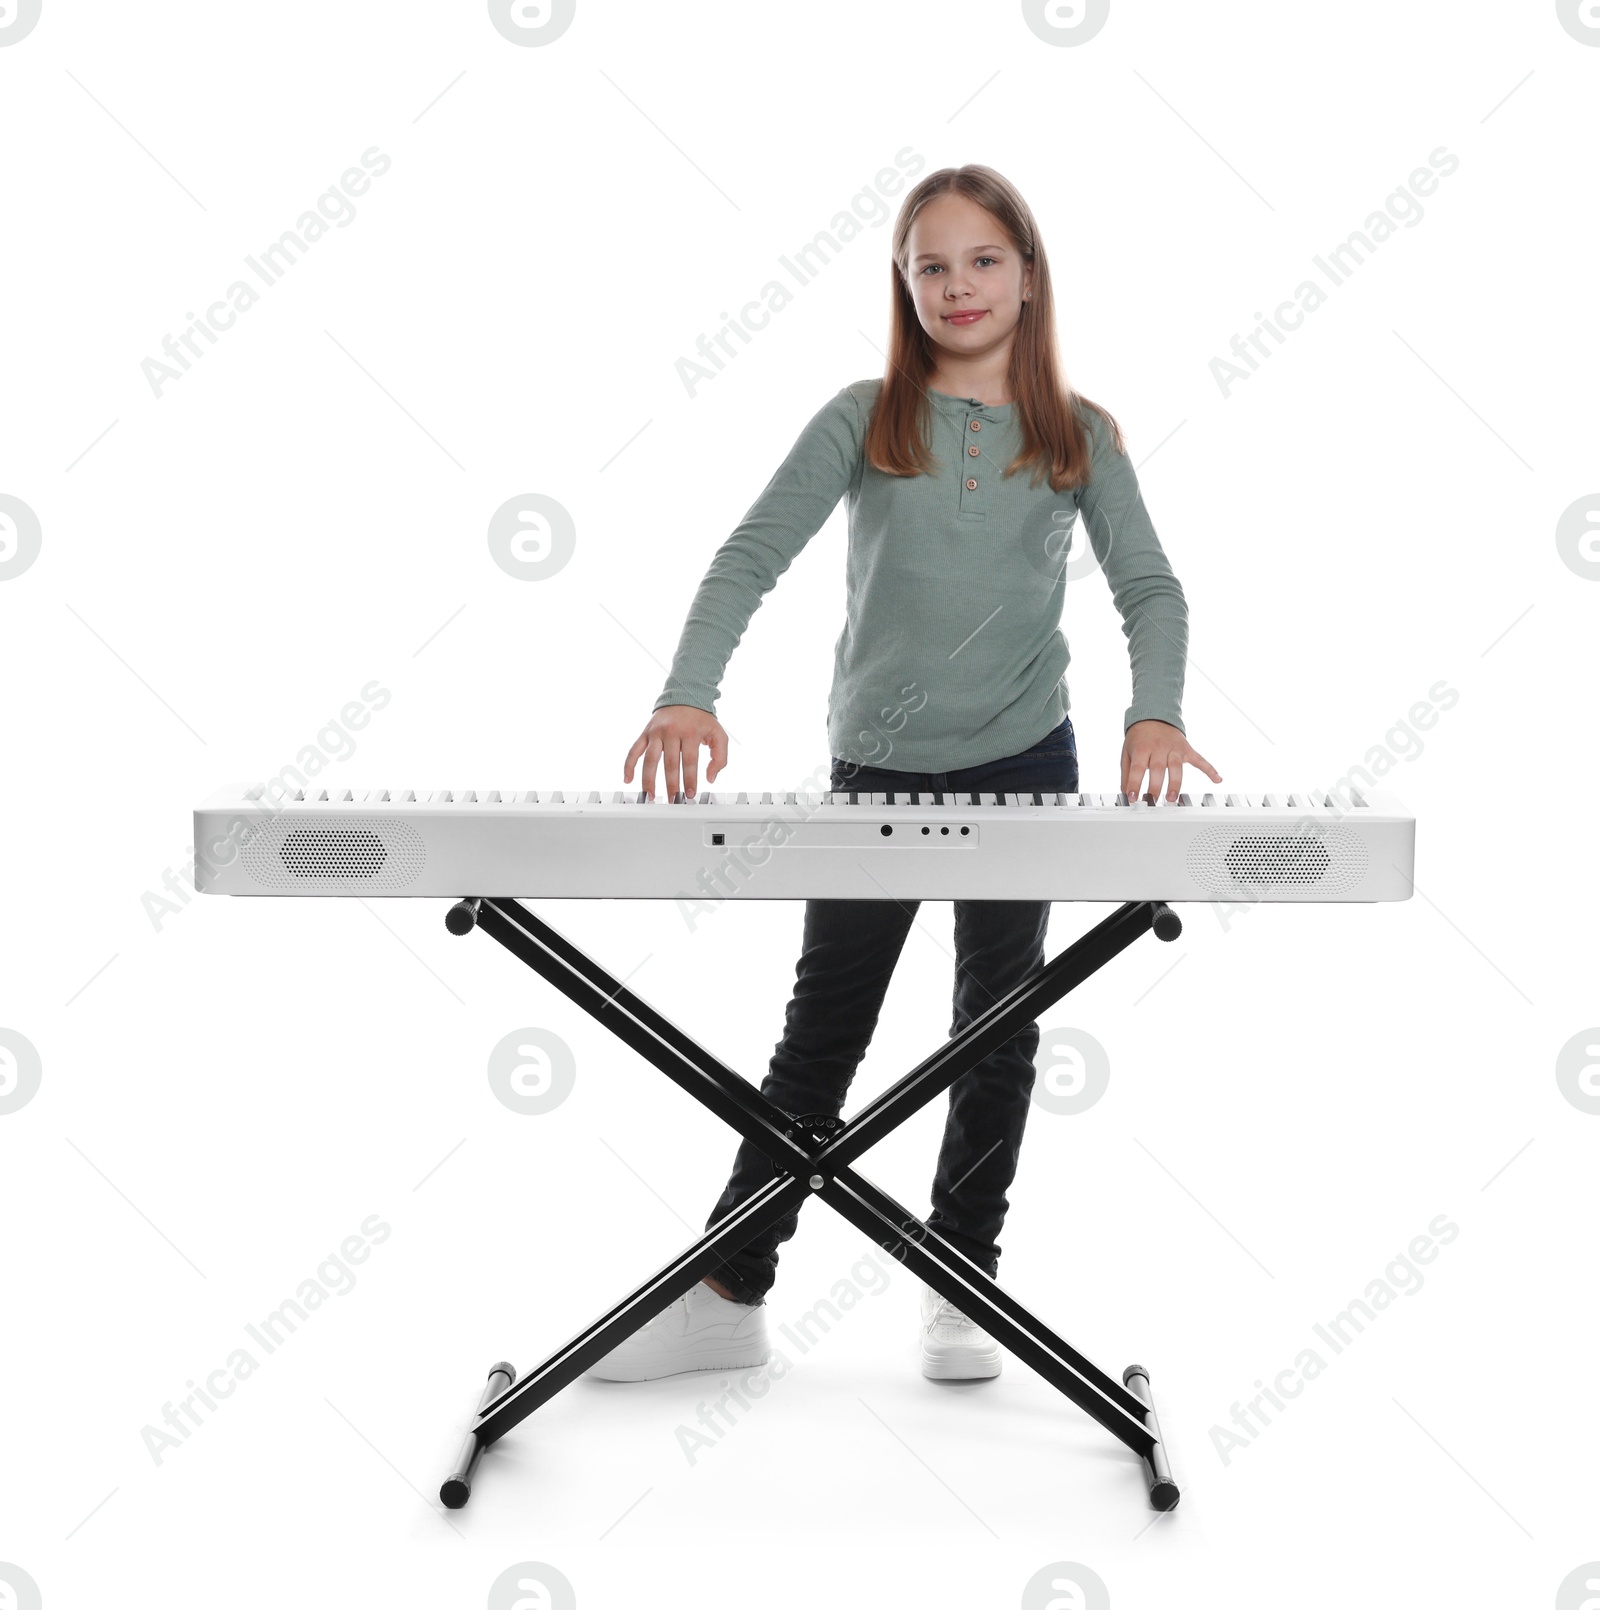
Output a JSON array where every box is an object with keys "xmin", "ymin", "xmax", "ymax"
[
  {"xmin": 1123, "ymin": 747, "xmax": 1145, "ymax": 799},
  {"xmin": 641, "ymin": 737, "xmax": 661, "ymax": 800},
  {"xmin": 1145, "ymin": 753, "xmax": 1166, "ymax": 804},
  {"xmin": 1183, "ymin": 745, "xmax": 1216, "ymax": 783},
  {"xmin": 1165, "ymin": 747, "xmax": 1182, "ymax": 801},
  {"xmin": 1133, "ymin": 743, "xmax": 1158, "ymax": 801},
  {"xmin": 708, "ymin": 725, "xmax": 729, "ymax": 782},
  {"xmin": 624, "ymin": 735, "xmax": 646, "ymax": 784},
  {"xmin": 664, "ymin": 736, "xmax": 682, "ymax": 801},
  {"xmin": 683, "ymin": 736, "xmax": 700, "ymax": 798},
  {"xmin": 1185, "ymin": 746, "xmax": 1222, "ymax": 784}
]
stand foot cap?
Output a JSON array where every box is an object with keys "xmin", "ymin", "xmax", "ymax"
[{"xmin": 446, "ymin": 898, "xmax": 482, "ymax": 936}]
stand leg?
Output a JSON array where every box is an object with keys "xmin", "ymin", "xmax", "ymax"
[
  {"xmin": 440, "ymin": 1360, "xmax": 515, "ymax": 1509},
  {"xmin": 438, "ymin": 1173, "xmax": 811, "ymax": 1480},
  {"xmin": 1123, "ymin": 1363, "xmax": 1180, "ymax": 1510},
  {"xmin": 819, "ymin": 1169, "xmax": 1153, "ymax": 1447}
]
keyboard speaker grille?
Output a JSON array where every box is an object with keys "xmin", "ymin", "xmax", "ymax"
[
  {"xmin": 241, "ymin": 818, "xmax": 426, "ymax": 889},
  {"xmin": 1185, "ymin": 825, "xmax": 1367, "ymax": 894}
]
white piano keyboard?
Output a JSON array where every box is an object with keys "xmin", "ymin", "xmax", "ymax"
[{"xmin": 193, "ymin": 785, "xmax": 1415, "ymax": 903}]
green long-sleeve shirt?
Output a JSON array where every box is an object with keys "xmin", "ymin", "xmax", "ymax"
[{"xmin": 654, "ymin": 378, "xmax": 1188, "ymax": 772}]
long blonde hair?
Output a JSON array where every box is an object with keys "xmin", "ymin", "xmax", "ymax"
[{"xmin": 864, "ymin": 163, "xmax": 1123, "ymax": 492}]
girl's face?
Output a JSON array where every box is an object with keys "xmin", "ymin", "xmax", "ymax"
[{"xmin": 905, "ymin": 192, "xmax": 1033, "ymax": 363}]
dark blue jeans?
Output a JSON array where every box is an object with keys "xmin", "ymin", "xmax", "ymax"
[{"xmin": 704, "ymin": 714, "xmax": 1080, "ymax": 1303}]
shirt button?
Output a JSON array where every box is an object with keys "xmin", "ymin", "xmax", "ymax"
[
  {"xmin": 965, "ymin": 478, "xmax": 978, "ymax": 490},
  {"xmin": 967, "ymin": 444, "xmax": 980, "ymax": 456},
  {"xmin": 969, "ymin": 420, "xmax": 982, "ymax": 432}
]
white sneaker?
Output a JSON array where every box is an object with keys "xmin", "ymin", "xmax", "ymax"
[
  {"xmin": 919, "ymin": 1279, "xmax": 1002, "ymax": 1380},
  {"xmin": 585, "ymin": 1280, "xmax": 771, "ymax": 1382}
]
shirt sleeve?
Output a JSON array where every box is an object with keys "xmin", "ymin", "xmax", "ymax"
[
  {"xmin": 654, "ymin": 385, "xmax": 866, "ymax": 716},
  {"xmin": 1075, "ymin": 403, "xmax": 1190, "ymax": 735}
]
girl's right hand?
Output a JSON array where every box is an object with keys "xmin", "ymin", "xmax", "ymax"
[{"xmin": 624, "ymin": 705, "xmax": 729, "ymax": 801}]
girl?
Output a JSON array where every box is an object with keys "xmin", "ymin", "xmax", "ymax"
[{"xmin": 596, "ymin": 164, "xmax": 1220, "ymax": 1384}]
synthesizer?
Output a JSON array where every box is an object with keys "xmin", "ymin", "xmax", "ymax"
[{"xmin": 193, "ymin": 784, "xmax": 1415, "ymax": 903}]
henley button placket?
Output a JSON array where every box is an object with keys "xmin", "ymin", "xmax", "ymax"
[{"xmin": 948, "ymin": 398, "xmax": 1001, "ymax": 518}]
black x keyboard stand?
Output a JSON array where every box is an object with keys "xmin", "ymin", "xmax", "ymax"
[{"xmin": 437, "ymin": 893, "xmax": 1182, "ymax": 1512}]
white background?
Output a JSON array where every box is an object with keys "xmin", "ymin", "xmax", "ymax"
[{"xmin": 2, "ymin": 3, "xmax": 1596, "ymax": 1607}]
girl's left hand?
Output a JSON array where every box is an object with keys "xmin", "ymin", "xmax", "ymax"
[{"xmin": 1121, "ymin": 719, "xmax": 1221, "ymax": 802}]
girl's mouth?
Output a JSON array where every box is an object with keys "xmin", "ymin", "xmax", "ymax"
[{"xmin": 944, "ymin": 310, "xmax": 988, "ymax": 326}]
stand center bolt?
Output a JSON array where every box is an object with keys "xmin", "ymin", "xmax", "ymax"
[{"xmin": 808, "ymin": 1174, "xmax": 824, "ymax": 1190}]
